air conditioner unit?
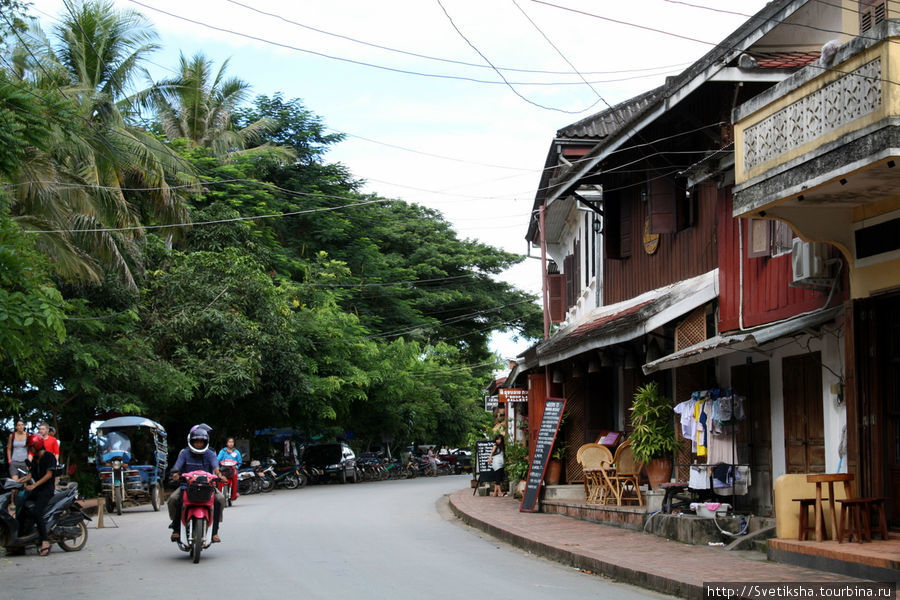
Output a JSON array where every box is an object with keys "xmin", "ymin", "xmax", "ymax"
[{"xmin": 790, "ymin": 238, "xmax": 830, "ymax": 288}]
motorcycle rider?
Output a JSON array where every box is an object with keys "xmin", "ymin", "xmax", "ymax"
[
  {"xmin": 18, "ymin": 434, "xmax": 56, "ymax": 556},
  {"xmin": 167, "ymin": 425, "xmax": 226, "ymax": 543},
  {"xmin": 216, "ymin": 437, "xmax": 241, "ymax": 502}
]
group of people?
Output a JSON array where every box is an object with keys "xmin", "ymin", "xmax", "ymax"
[{"xmin": 4, "ymin": 421, "xmax": 63, "ymax": 557}]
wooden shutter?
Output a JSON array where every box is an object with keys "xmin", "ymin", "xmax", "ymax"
[
  {"xmin": 860, "ymin": 0, "xmax": 886, "ymax": 33},
  {"xmin": 620, "ymin": 198, "xmax": 633, "ymax": 258},
  {"xmin": 648, "ymin": 177, "xmax": 676, "ymax": 234},
  {"xmin": 548, "ymin": 274, "xmax": 565, "ymax": 323},
  {"xmin": 564, "ymin": 254, "xmax": 575, "ymax": 310}
]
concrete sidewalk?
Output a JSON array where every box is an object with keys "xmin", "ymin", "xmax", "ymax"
[{"xmin": 448, "ymin": 489, "xmax": 882, "ymax": 600}]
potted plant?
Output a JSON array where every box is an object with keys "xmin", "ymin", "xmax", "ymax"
[
  {"xmin": 545, "ymin": 441, "xmax": 567, "ymax": 486},
  {"xmin": 505, "ymin": 442, "xmax": 529, "ymax": 498},
  {"xmin": 629, "ymin": 382, "xmax": 678, "ymax": 490}
]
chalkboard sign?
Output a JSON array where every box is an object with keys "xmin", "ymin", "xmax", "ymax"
[
  {"xmin": 520, "ymin": 398, "xmax": 566, "ymax": 513},
  {"xmin": 474, "ymin": 440, "xmax": 495, "ymax": 474}
]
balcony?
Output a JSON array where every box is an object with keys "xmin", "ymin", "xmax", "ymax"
[{"xmin": 732, "ymin": 21, "xmax": 900, "ymax": 299}]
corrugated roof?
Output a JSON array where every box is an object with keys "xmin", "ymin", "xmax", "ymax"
[{"xmin": 556, "ymin": 87, "xmax": 664, "ymax": 140}]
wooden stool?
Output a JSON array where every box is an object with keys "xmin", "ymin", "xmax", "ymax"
[
  {"xmin": 865, "ymin": 497, "xmax": 889, "ymax": 541},
  {"xmin": 794, "ymin": 498, "xmax": 828, "ymax": 541},
  {"xmin": 837, "ymin": 498, "xmax": 871, "ymax": 543}
]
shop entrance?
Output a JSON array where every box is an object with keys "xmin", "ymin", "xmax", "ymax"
[{"xmin": 856, "ymin": 294, "xmax": 900, "ymax": 525}]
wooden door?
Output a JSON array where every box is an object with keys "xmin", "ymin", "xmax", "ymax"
[
  {"xmin": 733, "ymin": 360, "xmax": 773, "ymax": 516},
  {"xmin": 859, "ymin": 294, "xmax": 900, "ymax": 524},
  {"xmin": 783, "ymin": 353, "xmax": 826, "ymax": 474}
]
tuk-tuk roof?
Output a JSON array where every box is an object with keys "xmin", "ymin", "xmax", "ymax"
[{"xmin": 97, "ymin": 416, "xmax": 166, "ymax": 433}]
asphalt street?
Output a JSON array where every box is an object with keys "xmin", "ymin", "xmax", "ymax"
[{"xmin": 1, "ymin": 475, "xmax": 674, "ymax": 600}]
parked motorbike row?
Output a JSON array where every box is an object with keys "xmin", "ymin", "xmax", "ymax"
[
  {"xmin": 235, "ymin": 459, "xmax": 307, "ymax": 496},
  {"xmin": 356, "ymin": 454, "xmax": 457, "ymax": 481}
]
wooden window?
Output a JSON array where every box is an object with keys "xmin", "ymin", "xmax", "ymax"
[
  {"xmin": 677, "ymin": 185, "xmax": 697, "ymax": 230},
  {"xmin": 584, "ymin": 213, "xmax": 590, "ymax": 287},
  {"xmin": 604, "ymin": 195, "xmax": 632, "ymax": 260},
  {"xmin": 564, "ymin": 253, "xmax": 575, "ymax": 310},
  {"xmin": 648, "ymin": 178, "xmax": 676, "ymax": 234},
  {"xmin": 860, "ymin": 0, "xmax": 886, "ymax": 33},
  {"xmin": 548, "ymin": 274, "xmax": 565, "ymax": 323},
  {"xmin": 748, "ymin": 219, "xmax": 794, "ymax": 258}
]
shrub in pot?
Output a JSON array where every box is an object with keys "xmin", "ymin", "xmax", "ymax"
[{"xmin": 629, "ymin": 382, "xmax": 678, "ymax": 490}]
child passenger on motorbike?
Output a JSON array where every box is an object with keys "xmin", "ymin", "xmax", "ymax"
[{"xmin": 167, "ymin": 426, "xmax": 227, "ymax": 543}]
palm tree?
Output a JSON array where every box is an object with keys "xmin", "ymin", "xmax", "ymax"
[
  {"xmin": 5, "ymin": 0, "xmax": 193, "ymax": 288},
  {"xmin": 146, "ymin": 52, "xmax": 277, "ymax": 157}
]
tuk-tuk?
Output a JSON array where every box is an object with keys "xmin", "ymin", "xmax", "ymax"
[{"xmin": 95, "ymin": 416, "xmax": 168, "ymax": 515}]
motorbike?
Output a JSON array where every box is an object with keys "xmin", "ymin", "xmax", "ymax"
[
  {"xmin": 172, "ymin": 470, "xmax": 219, "ymax": 563},
  {"xmin": 237, "ymin": 464, "xmax": 261, "ymax": 495},
  {"xmin": 1, "ymin": 468, "xmax": 91, "ymax": 554},
  {"xmin": 255, "ymin": 461, "xmax": 276, "ymax": 493},
  {"xmin": 267, "ymin": 460, "xmax": 306, "ymax": 489},
  {"xmin": 218, "ymin": 459, "xmax": 238, "ymax": 506}
]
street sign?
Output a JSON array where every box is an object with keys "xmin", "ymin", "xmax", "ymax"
[{"xmin": 485, "ymin": 395, "xmax": 498, "ymax": 411}]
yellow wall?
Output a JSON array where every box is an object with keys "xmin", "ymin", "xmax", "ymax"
[
  {"xmin": 735, "ymin": 42, "xmax": 893, "ymax": 185},
  {"xmin": 773, "ymin": 473, "xmax": 849, "ymax": 540}
]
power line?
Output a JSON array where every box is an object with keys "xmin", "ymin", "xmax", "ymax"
[
  {"xmin": 221, "ymin": 0, "xmax": 690, "ymax": 78},
  {"xmin": 434, "ymin": 0, "xmax": 601, "ymax": 114}
]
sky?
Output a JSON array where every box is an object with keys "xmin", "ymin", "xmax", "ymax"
[{"xmin": 26, "ymin": 0, "xmax": 769, "ymax": 361}]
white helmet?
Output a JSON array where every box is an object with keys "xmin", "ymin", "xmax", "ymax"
[{"xmin": 187, "ymin": 425, "xmax": 210, "ymax": 454}]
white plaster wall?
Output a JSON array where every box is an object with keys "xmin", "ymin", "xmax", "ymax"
[{"xmin": 715, "ymin": 322, "xmax": 847, "ymax": 480}]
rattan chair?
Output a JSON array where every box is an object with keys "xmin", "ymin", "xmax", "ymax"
[
  {"xmin": 609, "ymin": 440, "xmax": 643, "ymax": 506},
  {"xmin": 579, "ymin": 444, "xmax": 616, "ymax": 505}
]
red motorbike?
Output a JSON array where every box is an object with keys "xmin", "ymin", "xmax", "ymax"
[
  {"xmin": 217, "ymin": 459, "xmax": 238, "ymax": 506},
  {"xmin": 174, "ymin": 470, "xmax": 219, "ymax": 563}
]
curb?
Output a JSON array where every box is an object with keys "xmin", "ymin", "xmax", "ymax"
[{"xmin": 448, "ymin": 492, "xmax": 703, "ymax": 600}]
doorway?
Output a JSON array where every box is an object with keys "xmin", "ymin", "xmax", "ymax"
[
  {"xmin": 783, "ymin": 353, "xmax": 825, "ymax": 474},
  {"xmin": 732, "ymin": 360, "xmax": 773, "ymax": 516}
]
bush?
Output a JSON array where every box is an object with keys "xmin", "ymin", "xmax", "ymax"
[{"xmin": 505, "ymin": 442, "xmax": 529, "ymax": 480}]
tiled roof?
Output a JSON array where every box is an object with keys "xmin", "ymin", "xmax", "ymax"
[{"xmin": 751, "ymin": 51, "xmax": 821, "ymax": 68}]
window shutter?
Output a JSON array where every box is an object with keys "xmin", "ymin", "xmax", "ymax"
[
  {"xmin": 564, "ymin": 254, "xmax": 575, "ymax": 310},
  {"xmin": 548, "ymin": 274, "xmax": 565, "ymax": 323},
  {"xmin": 574, "ymin": 239, "xmax": 582, "ymax": 299},
  {"xmin": 859, "ymin": 0, "xmax": 886, "ymax": 33},
  {"xmin": 648, "ymin": 177, "xmax": 676, "ymax": 234},
  {"xmin": 748, "ymin": 219, "xmax": 772, "ymax": 258},
  {"xmin": 620, "ymin": 199, "xmax": 633, "ymax": 258}
]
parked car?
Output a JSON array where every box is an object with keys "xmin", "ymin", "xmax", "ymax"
[{"xmin": 302, "ymin": 443, "xmax": 358, "ymax": 484}]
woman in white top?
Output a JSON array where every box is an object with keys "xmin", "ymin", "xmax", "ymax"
[{"xmin": 6, "ymin": 420, "xmax": 29, "ymax": 479}]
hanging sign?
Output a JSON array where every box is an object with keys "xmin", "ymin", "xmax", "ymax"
[
  {"xmin": 520, "ymin": 397, "xmax": 566, "ymax": 513},
  {"xmin": 498, "ymin": 388, "xmax": 527, "ymax": 403},
  {"xmin": 485, "ymin": 395, "xmax": 499, "ymax": 411}
]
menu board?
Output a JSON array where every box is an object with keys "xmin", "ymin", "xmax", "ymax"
[
  {"xmin": 520, "ymin": 398, "xmax": 566, "ymax": 513},
  {"xmin": 474, "ymin": 440, "xmax": 495, "ymax": 474}
]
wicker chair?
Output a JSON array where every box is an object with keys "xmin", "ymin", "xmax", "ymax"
[
  {"xmin": 609, "ymin": 440, "xmax": 643, "ymax": 506},
  {"xmin": 578, "ymin": 444, "xmax": 616, "ymax": 505}
]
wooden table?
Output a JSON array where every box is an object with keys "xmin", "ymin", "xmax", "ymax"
[{"xmin": 806, "ymin": 473, "xmax": 853, "ymax": 542}]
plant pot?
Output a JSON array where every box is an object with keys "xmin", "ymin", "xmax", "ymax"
[
  {"xmin": 645, "ymin": 456, "xmax": 673, "ymax": 490},
  {"xmin": 545, "ymin": 459, "xmax": 562, "ymax": 486}
]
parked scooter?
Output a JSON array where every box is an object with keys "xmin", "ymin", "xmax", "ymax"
[
  {"xmin": 0, "ymin": 468, "xmax": 91, "ymax": 554},
  {"xmin": 237, "ymin": 463, "xmax": 262, "ymax": 495},
  {"xmin": 172, "ymin": 470, "xmax": 219, "ymax": 563},
  {"xmin": 268, "ymin": 460, "xmax": 306, "ymax": 489}
]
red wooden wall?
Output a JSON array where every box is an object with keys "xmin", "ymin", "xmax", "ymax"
[
  {"xmin": 603, "ymin": 182, "xmax": 718, "ymax": 305},
  {"xmin": 717, "ymin": 190, "xmax": 835, "ymax": 332}
]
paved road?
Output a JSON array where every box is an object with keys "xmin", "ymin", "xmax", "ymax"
[{"xmin": 1, "ymin": 475, "xmax": 673, "ymax": 600}]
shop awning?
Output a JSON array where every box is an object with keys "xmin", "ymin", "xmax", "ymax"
[
  {"xmin": 641, "ymin": 305, "xmax": 843, "ymax": 374},
  {"xmin": 536, "ymin": 270, "xmax": 718, "ymax": 366}
]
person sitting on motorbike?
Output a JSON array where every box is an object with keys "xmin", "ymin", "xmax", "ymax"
[
  {"xmin": 18, "ymin": 434, "xmax": 56, "ymax": 556},
  {"xmin": 167, "ymin": 425, "xmax": 226, "ymax": 543},
  {"xmin": 216, "ymin": 437, "xmax": 242, "ymax": 502}
]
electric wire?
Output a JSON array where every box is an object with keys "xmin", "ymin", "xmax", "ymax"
[{"xmin": 434, "ymin": 0, "xmax": 602, "ymax": 114}]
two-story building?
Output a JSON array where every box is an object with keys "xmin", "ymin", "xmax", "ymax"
[{"xmin": 504, "ymin": 0, "xmax": 891, "ymax": 522}]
